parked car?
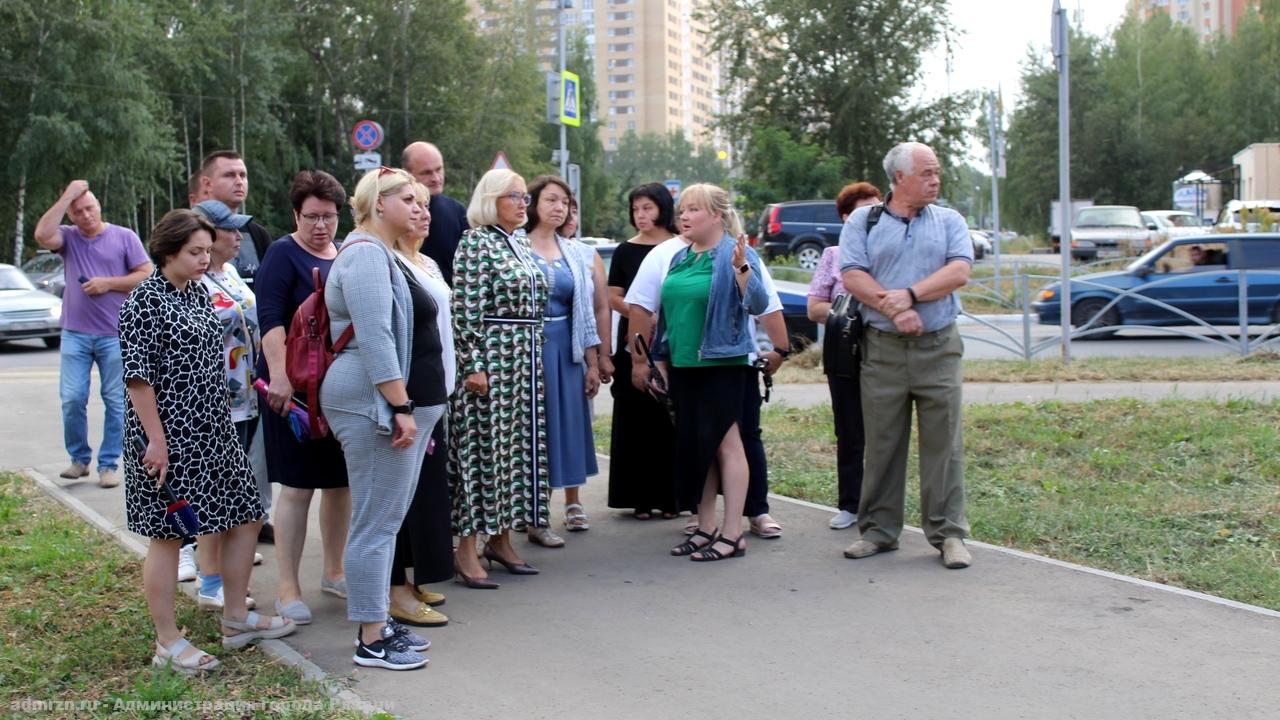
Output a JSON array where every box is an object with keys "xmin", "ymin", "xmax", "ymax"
[
  {"xmin": 21, "ymin": 251, "xmax": 65, "ymax": 297},
  {"xmin": 772, "ymin": 279, "xmax": 818, "ymax": 346},
  {"xmin": 0, "ymin": 263, "xmax": 63, "ymax": 348},
  {"xmin": 1215, "ymin": 199, "xmax": 1280, "ymax": 232},
  {"xmin": 1032, "ymin": 234, "xmax": 1280, "ymax": 334},
  {"xmin": 970, "ymin": 230, "xmax": 992, "ymax": 261},
  {"xmin": 590, "ymin": 241, "xmax": 618, "ymax": 273},
  {"xmin": 758, "ymin": 200, "xmax": 843, "ymax": 270},
  {"xmin": 1142, "ymin": 210, "xmax": 1204, "ymax": 245},
  {"xmin": 1068, "ymin": 205, "xmax": 1152, "ymax": 261}
]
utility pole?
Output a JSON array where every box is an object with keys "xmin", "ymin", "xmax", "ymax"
[
  {"xmin": 1053, "ymin": 0, "xmax": 1072, "ymax": 364},
  {"xmin": 558, "ymin": 0, "xmax": 569, "ymax": 180},
  {"xmin": 987, "ymin": 90, "xmax": 1004, "ymax": 288}
]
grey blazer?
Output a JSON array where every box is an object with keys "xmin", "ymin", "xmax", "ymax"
[{"xmin": 320, "ymin": 232, "xmax": 411, "ymax": 435}]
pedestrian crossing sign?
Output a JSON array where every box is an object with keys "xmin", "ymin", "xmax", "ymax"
[{"xmin": 560, "ymin": 70, "xmax": 581, "ymax": 128}]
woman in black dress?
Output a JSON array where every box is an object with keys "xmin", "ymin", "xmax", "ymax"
[
  {"xmin": 606, "ymin": 183, "xmax": 680, "ymax": 519},
  {"xmin": 121, "ymin": 210, "xmax": 294, "ymax": 674},
  {"xmin": 255, "ymin": 171, "xmax": 350, "ymax": 624}
]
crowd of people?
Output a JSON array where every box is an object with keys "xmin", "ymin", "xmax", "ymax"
[{"xmin": 36, "ymin": 138, "xmax": 975, "ymax": 675}]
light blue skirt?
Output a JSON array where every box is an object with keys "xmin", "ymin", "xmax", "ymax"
[{"xmin": 543, "ymin": 316, "xmax": 598, "ymax": 489}]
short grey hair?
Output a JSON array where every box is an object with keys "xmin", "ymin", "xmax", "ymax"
[{"xmin": 883, "ymin": 142, "xmax": 932, "ymax": 187}]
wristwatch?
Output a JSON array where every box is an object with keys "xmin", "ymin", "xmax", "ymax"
[
  {"xmin": 737, "ymin": 262, "xmax": 751, "ymax": 274},
  {"xmin": 773, "ymin": 346, "xmax": 793, "ymax": 359},
  {"xmin": 391, "ymin": 400, "xmax": 416, "ymax": 415}
]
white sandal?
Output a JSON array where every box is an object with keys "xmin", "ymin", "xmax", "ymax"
[
  {"xmin": 152, "ymin": 637, "xmax": 220, "ymax": 674},
  {"xmin": 221, "ymin": 610, "xmax": 296, "ymax": 649},
  {"xmin": 564, "ymin": 503, "xmax": 590, "ymax": 532}
]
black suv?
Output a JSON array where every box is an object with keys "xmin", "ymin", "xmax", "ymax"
[{"xmin": 758, "ymin": 200, "xmax": 843, "ymax": 270}]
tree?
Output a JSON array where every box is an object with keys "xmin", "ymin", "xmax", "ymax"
[
  {"xmin": 602, "ymin": 130, "xmax": 729, "ymax": 237},
  {"xmin": 703, "ymin": 0, "xmax": 973, "ymax": 190},
  {"xmin": 734, "ymin": 124, "xmax": 848, "ymax": 222}
]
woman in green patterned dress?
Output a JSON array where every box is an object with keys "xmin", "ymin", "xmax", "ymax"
[{"xmin": 449, "ymin": 169, "xmax": 549, "ymax": 588}]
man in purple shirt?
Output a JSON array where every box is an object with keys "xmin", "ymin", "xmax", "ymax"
[{"xmin": 35, "ymin": 180, "xmax": 152, "ymax": 488}]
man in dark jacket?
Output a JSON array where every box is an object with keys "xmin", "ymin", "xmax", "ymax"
[{"xmin": 403, "ymin": 141, "xmax": 469, "ymax": 285}]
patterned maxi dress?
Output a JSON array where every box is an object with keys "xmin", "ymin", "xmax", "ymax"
[{"xmin": 449, "ymin": 225, "xmax": 549, "ymax": 536}]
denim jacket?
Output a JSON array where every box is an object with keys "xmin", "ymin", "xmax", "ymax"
[{"xmin": 652, "ymin": 233, "xmax": 769, "ymax": 362}]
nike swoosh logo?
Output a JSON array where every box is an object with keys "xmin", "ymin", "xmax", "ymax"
[{"xmin": 365, "ymin": 647, "xmax": 385, "ymax": 658}]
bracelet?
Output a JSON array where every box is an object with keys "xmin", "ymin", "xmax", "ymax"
[
  {"xmin": 906, "ymin": 286, "xmax": 919, "ymax": 304},
  {"xmin": 774, "ymin": 346, "xmax": 792, "ymax": 359}
]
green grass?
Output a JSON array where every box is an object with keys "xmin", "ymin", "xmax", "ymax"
[
  {"xmin": 0, "ymin": 473, "xmax": 376, "ymax": 720},
  {"xmin": 593, "ymin": 399, "xmax": 1280, "ymax": 609},
  {"xmin": 777, "ymin": 350, "xmax": 1280, "ymax": 384}
]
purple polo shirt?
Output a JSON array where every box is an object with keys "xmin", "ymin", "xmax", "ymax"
[{"xmin": 57, "ymin": 223, "xmax": 150, "ymax": 336}]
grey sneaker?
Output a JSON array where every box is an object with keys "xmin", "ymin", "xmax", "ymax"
[
  {"xmin": 829, "ymin": 510, "xmax": 858, "ymax": 530},
  {"xmin": 97, "ymin": 468, "xmax": 120, "ymax": 488},
  {"xmin": 843, "ymin": 539, "xmax": 898, "ymax": 559},
  {"xmin": 528, "ymin": 526, "xmax": 565, "ymax": 548},
  {"xmin": 60, "ymin": 461, "xmax": 89, "ymax": 479},
  {"xmin": 940, "ymin": 538, "xmax": 972, "ymax": 569},
  {"xmin": 274, "ymin": 598, "xmax": 312, "ymax": 625},
  {"xmin": 353, "ymin": 624, "xmax": 428, "ymax": 670}
]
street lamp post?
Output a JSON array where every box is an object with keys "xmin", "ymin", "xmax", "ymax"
[{"xmin": 1053, "ymin": 0, "xmax": 1072, "ymax": 364}]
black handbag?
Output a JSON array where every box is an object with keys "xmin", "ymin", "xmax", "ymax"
[{"xmin": 822, "ymin": 293, "xmax": 862, "ymax": 378}]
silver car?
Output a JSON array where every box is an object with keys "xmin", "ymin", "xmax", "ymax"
[
  {"xmin": 0, "ymin": 263, "xmax": 62, "ymax": 348},
  {"xmin": 21, "ymin": 251, "xmax": 65, "ymax": 297}
]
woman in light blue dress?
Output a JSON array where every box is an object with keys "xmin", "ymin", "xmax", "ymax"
[{"xmin": 523, "ymin": 175, "xmax": 604, "ymax": 546}]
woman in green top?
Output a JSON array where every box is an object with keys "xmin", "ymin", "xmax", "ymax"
[{"xmin": 652, "ymin": 184, "xmax": 770, "ymax": 563}]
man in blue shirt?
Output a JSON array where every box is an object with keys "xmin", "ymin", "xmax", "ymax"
[
  {"xmin": 403, "ymin": 141, "xmax": 469, "ymax": 286},
  {"xmin": 839, "ymin": 141, "xmax": 974, "ymax": 569}
]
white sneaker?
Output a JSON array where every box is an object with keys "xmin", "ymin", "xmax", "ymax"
[
  {"xmin": 829, "ymin": 510, "xmax": 858, "ymax": 530},
  {"xmin": 253, "ymin": 552, "xmax": 263, "ymax": 566},
  {"xmin": 178, "ymin": 543, "xmax": 198, "ymax": 582},
  {"xmin": 197, "ymin": 586, "xmax": 256, "ymax": 611}
]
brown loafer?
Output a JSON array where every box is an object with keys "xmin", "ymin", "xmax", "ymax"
[
  {"xmin": 411, "ymin": 585, "xmax": 446, "ymax": 607},
  {"xmin": 390, "ymin": 602, "xmax": 449, "ymax": 627}
]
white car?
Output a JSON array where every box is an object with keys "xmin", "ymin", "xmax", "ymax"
[
  {"xmin": 1215, "ymin": 199, "xmax": 1280, "ymax": 232},
  {"xmin": 0, "ymin": 263, "xmax": 62, "ymax": 348},
  {"xmin": 1142, "ymin": 210, "xmax": 1208, "ymax": 244},
  {"xmin": 969, "ymin": 231, "xmax": 993, "ymax": 260}
]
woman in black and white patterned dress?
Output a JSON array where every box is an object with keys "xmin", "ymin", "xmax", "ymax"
[{"xmin": 120, "ymin": 209, "xmax": 294, "ymax": 674}]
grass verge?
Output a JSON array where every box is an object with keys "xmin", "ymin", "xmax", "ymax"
[
  {"xmin": 0, "ymin": 472, "xmax": 375, "ymax": 720},
  {"xmin": 776, "ymin": 349, "xmax": 1280, "ymax": 384},
  {"xmin": 593, "ymin": 399, "xmax": 1280, "ymax": 609}
]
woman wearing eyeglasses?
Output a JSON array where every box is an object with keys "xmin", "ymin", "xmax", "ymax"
[
  {"xmin": 255, "ymin": 170, "xmax": 352, "ymax": 625},
  {"xmin": 449, "ymin": 169, "xmax": 548, "ymax": 588}
]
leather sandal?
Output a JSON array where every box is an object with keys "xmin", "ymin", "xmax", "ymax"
[
  {"xmin": 564, "ymin": 503, "xmax": 590, "ymax": 532},
  {"xmin": 690, "ymin": 534, "xmax": 746, "ymax": 562},
  {"xmin": 748, "ymin": 514, "xmax": 782, "ymax": 539},
  {"xmin": 671, "ymin": 528, "xmax": 717, "ymax": 556},
  {"xmin": 221, "ymin": 611, "xmax": 296, "ymax": 649},
  {"xmin": 152, "ymin": 637, "xmax": 219, "ymax": 675}
]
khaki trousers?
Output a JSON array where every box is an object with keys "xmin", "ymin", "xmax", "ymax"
[{"xmin": 857, "ymin": 323, "xmax": 969, "ymax": 547}]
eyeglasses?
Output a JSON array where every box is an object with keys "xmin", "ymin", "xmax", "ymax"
[
  {"xmin": 300, "ymin": 213, "xmax": 340, "ymax": 226},
  {"xmin": 502, "ymin": 192, "xmax": 533, "ymax": 206}
]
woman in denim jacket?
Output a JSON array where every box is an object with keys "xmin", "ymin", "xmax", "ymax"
[{"xmin": 651, "ymin": 183, "xmax": 769, "ymax": 562}]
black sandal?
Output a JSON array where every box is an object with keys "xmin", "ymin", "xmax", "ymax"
[
  {"xmin": 671, "ymin": 528, "xmax": 717, "ymax": 556},
  {"xmin": 690, "ymin": 534, "xmax": 745, "ymax": 562}
]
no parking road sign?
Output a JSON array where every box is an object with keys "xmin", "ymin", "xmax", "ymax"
[{"xmin": 351, "ymin": 120, "xmax": 385, "ymax": 151}]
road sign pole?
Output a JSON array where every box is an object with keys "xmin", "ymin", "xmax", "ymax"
[
  {"xmin": 558, "ymin": 1, "xmax": 568, "ymax": 181},
  {"xmin": 1053, "ymin": 1, "xmax": 1072, "ymax": 364},
  {"xmin": 988, "ymin": 91, "xmax": 1003, "ymax": 289}
]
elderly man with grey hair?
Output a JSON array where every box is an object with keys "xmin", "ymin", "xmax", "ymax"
[{"xmin": 837, "ymin": 141, "xmax": 974, "ymax": 569}]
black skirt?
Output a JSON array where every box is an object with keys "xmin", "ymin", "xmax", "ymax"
[
  {"xmin": 667, "ymin": 364, "xmax": 751, "ymax": 512},
  {"xmin": 606, "ymin": 352, "xmax": 678, "ymax": 513}
]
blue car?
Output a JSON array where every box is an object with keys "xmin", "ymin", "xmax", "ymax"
[{"xmin": 1033, "ymin": 234, "xmax": 1280, "ymax": 333}]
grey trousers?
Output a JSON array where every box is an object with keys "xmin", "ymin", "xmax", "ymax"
[
  {"xmin": 328, "ymin": 404, "xmax": 444, "ymax": 623},
  {"xmin": 248, "ymin": 417, "xmax": 272, "ymax": 515},
  {"xmin": 857, "ymin": 323, "xmax": 969, "ymax": 547}
]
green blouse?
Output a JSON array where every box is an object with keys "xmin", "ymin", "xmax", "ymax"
[{"xmin": 659, "ymin": 250, "xmax": 748, "ymax": 368}]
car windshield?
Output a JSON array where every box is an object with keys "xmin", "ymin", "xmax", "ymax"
[
  {"xmin": 1164, "ymin": 214, "xmax": 1199, "ymax": 227},
  {"xmin": 0, "ymin": 268, "xmax": 37, "ymax": 291},
  {"xmin": 1076, "ymin": 208, "xmax": 1143, "ymax": 228}
]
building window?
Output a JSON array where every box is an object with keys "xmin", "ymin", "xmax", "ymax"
[
  {"xmin": 627, "ymin": 120, "xmax": 636, "ymax": 130},
  {"xmin": 608, "ymin": 120, "xmax": 616, "ymax": 130},
  {"xmin": 609, "ymin": 137, "xmax": 617, "ymax": 147},
  {"xmin": 609, "ymin": 11, "xmax": 634, "ymax": 20},
  {"xmin": 609, "ymin": 74, "xmax": 634, "ymax": 83},
  {"xmin": 607, "ymin": 27, "xmax": 633, "ymax": 37},
  {"xmin": 607, "ymin": 42, "xmax": 633, "ymax": 52}
]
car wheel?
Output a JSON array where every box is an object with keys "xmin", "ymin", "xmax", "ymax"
[
  {"xmin": 794, "ymin": 243, "xmax": 823, "ymax": 270},
  {"xmin": 973, "ymin": 244, "xmax": 985, "ymax": 261},
  {"xmin": 1073, "ymin": 298, "xmax": 1119, "ymax": 338},
  {"xmin": 43, "ymin": 336, "xmax": 61, "ymax": 350}
]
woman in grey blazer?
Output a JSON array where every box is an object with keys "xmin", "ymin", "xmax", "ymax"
[{"xmin": 321, "ymin": 167, "xmax": 448, "ymax": 671}]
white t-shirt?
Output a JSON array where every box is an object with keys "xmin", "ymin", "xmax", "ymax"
[
  {"xmin": 396, "ymin": 251, "xmax": 457, "ymax": 397},
  {"xmin": 623, "ymin": 236, "xmax": 783, "ymax": 356}
]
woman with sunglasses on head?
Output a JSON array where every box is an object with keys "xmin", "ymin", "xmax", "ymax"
[
  {"xmin": 650, "ymin": 183, "xmax": 770, "ymax": 562},
  {"xmin": 606, "ymin": 183, "xmax": 680, "ymax": 521},
  {"xmin": 450, "ymin": 169, "xmax": 548, "ymax": 587},
  {"xmin": 322, "ymin": 167, "xmax": 448, "ymax": 671},
  {"xmin": 522, "ymin": 176, "xmax": 603, "ymax": 544},
  {"xmin": 255, "ymin": 171, "xmax": 351, "ymax": 627}
]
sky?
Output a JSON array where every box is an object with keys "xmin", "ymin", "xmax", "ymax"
[{"xmin": 917, "ymin": 0, "xmax": 1130, "ymax": 168}]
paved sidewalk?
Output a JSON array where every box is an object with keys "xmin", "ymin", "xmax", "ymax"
[{"xmin": 6, "ymin": 372, "xmax": 1279, "ymax": 719}]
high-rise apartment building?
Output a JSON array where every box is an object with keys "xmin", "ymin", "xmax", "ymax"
[
  {"xmin": 1130, "ymin": 0, "xmax": 1259, "ymax": 40},
  {"xmin": 469, "ymin": 0, "xmax": 724, "ymax": 151}
]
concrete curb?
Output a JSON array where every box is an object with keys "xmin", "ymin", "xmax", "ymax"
[{"xmin": 23, "ymin": 467, "xmax": 390, "ymax": 719}]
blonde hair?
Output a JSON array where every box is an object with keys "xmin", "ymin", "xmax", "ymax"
[
  {"xmin": 467, "ymin": 169, "xmax": 522, "ymax": 227},
  {"xmin": 393, "ymin": 182, "xmax": 431, "ymax": 268},
  {"xmin": 677, "ymin": 183, "xmax": 743, "ymax": 239},
  {"xmin": 350, "ymin": 167, "xmax": 415, "ymax": 226}
]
